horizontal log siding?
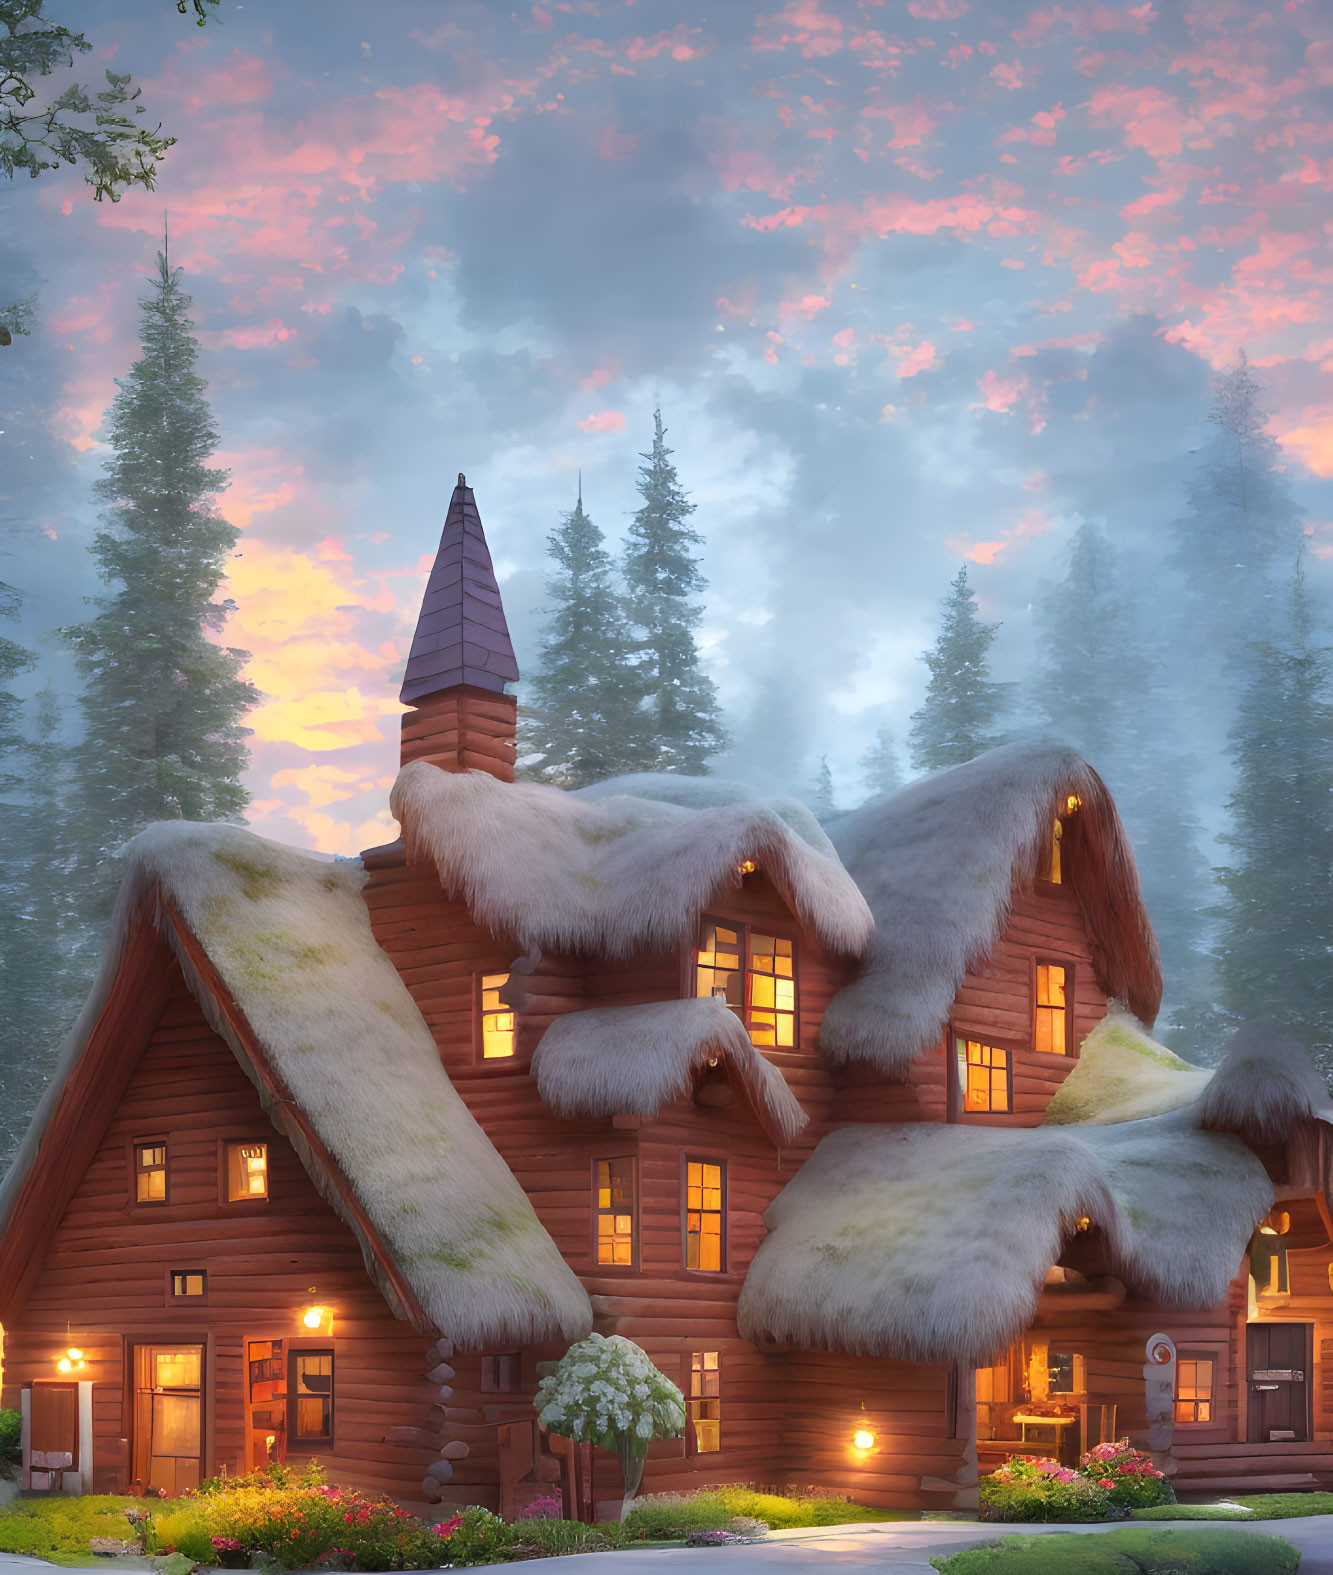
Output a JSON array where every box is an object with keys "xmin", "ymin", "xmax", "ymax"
[
  {"xmin": 0, "ymin": 970, "xmax": 443, "ymax": 1507},
  {"xmin": 399, "ymin": 690, "xmax": 517, "ymax": 780}
]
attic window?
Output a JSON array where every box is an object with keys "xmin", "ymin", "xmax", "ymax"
[
  {"xmin": 1044, "ymin": 819, "xmax": 1064, "ymax": 884},
  {"xmin": 135, "ymin": 1142, "xmax": 168, "ymax": 1204},
  {"xmin": 695, "ymin": 917, "xmax": 798, "ymax": 1051},
  {"xmin": 225, "ymin": 1142, "xmax": 269, "ymax": 1202},
  {"xmin": 478, "ymin": 973, "xmax": 516, "ymax": 1059}
]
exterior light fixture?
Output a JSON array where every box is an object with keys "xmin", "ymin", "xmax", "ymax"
[
  {"xmin": 302, "ymin": 1306, "xmax": 324, "ymax": 1330},
  {"xmin": 1076, "ymin": 1216, "xmax": 1092, "ymax": 1231},
  {"xmin": 1065, "ymin": 794, "xmax": 1082, "ymax": 814},
  {"xmin": 57, "ymin": 1348, "xmax": 87, "ymax": 1374},
  {"xmin": 738, "ymin": 859, "xmax": 757, "ymax": 875},
  {"xmin": 853, "ymin": 1428, "xmax": 875, "ymax": 1451},
  {"xmin": 1259, "ymin": 1210, "xmax": 1291, "ymax": 1237}
]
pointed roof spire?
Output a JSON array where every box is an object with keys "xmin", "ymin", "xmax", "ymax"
[{"xmin": 400, "ymin": 473, "xmax": 519, "ymax": 704}]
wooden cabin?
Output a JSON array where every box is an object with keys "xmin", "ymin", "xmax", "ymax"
[{"xmin": 3, "ymin": 473, "xmax": 1333, "ymax": 1518}]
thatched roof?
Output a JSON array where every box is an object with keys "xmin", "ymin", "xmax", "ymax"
[
  {"xmin": 1045, "ymin": 1006, "xmax": 1213, "ymax": 1126},
  {"xmin": 0, "ymin": 823, "xmax": 592, "ymax": 1348},
  {"xmin": 390, "ymin": 761, "xmax": 873, "ymax": 959},
  {"xmin": 819, "ymin": 741, "xmax": 1162, "ymax": 1077},
  {"xmin": 530, "ymin": 997, "xmax": 809, "ymax": 1146},
  {"xmin": 1198, "ymin": 1020, "xmax": 1333, "ymax": 1145},
  {"xmin": 737, "ymin": 1111, "xmax": 1272, "ymax": 1364}
]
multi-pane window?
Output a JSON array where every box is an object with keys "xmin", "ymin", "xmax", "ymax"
[
  {"xmin": 135, "ymin": 1142, "xmax": 167, "ymax": 1203},
  {"xmin": 695, "ymin": 917, "xmax": 798, "ymax": 1049},
  {"xmin": 1035, "ymin": 964, "xmax": 1071, "ymax": 1056},
  {"xmin": 684, "ymin": 1161, "xmax": 725, "ymax": 1271},
  {"xmin": 595, "ymin": 1158, "xmax": 636, "ymax": 1267},
  {"xmin": 689, "ymin": 1352, "xmax": 720, "ymax": 1453},
  {"xmin": 225, "ymin": 1142, "xmax": 269, "ymax": 1202},
  {"xmin": 171, "ymin": 1271, "xmax": 206, "ymax": 1299},
  {"xmin": 957, "ymin": 1038, "xmax": 1012, "ymax": 1114},
  {"xmin": 1175, "ymin": 1358, "xmax": 1214, "ymax": 1423},
  {"xmin": 289, "ymin": 1351, "xmax": 334, "ymax": 1443},
  {"xmin": 478, "ymin": 973, "xmax": 516, "ymax": 1059}
]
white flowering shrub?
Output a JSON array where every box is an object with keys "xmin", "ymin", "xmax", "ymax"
[{"xmin": 535, "ymin": 1334, "xmax": 686, "ymax": 1459}]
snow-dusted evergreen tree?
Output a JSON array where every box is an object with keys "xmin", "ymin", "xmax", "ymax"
[
  {"xmin": 810, "ymin": 755, "xmax": 835, "ymax": 821},
  {"xmin": 1028, "ymin": 521, "xmax": 1219, "ymax": 1057},
  {"xmin": 1170, "ymin": 352, "xmax": 1303, "ymax": 646},
  {"xmin": 860, "ymin": 722, "xmax": 903, "ymax": 801},
  {"xmin": 521, "ymin": 481, "xmax": 641, "ymax": 788},
  {"xmin": 0, "ymin": 575, "xmax": 34, "ymax": 789},
  {"xmin": 1216, "ymin": 556, "xmax": 1333, "ymax": 1067},
  {"xmin": 62, "ymin": 238, "xmax": 255, "ymax": 913},
  {"xmin": 621, "ymin": 409, "xmax": 727, "ymax": 773},
  {"xmin": 908, "ymin": 564, "xmax": 1009, "ymax": 771}
]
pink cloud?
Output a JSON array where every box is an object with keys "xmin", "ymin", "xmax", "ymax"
[
  {"xmin": 990, "ymin": 61, "xmax": 1032, "ymax": 91},
  {"xmin": 908, "ymin": 0, "xmax": 968, "ymax": 15},
  {"xmin": 895, "ymin": 340, "xmax": 938, "ymax": 376},
  {"xmin": 597, "ymin": 126, "xmax": 641, "ymax": 160},
  {"xmin": 577, "ymin": 410, "xmax": 628, "ymax": 433},
  {"xmin": 579, "ymin": 365, "xmax": 618, "ymax": 391},
  {"xmin": 974, "ymin": 368, "xmax": 1030, "ymax": 412},
  {"xmin": 1085, "ymin": 83, "xmax": 1196, "ymax": 158},
  {"xmin": 751, "ymin": 0, "xmax": 845, "ymax": 58},
  {"xmin": 1275, "ymin": 404, "xmax": 1333, "ymax": 477},
  {"xmin": 196, "ymin": 317, "xmax": 298, "ymax": 350}
]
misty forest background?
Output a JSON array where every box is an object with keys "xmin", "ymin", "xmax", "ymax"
[{"xmin": 1, "ymin": 0, "xmax": 1331, "ymax": 1166}]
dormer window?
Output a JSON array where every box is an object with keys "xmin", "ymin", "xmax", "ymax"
[{"xmin": 695, "ymin": 917, "xmax": 798, "ymax": 1050}]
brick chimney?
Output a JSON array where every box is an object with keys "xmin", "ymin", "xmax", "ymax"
[{"xmin": 398, "ymin": 474, "xmax": 518, "ymax": 780}]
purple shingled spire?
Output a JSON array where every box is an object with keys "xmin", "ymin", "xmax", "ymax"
[{"xmin": 399, "ymin": 473, "xmax": 520, "ymax": 704}]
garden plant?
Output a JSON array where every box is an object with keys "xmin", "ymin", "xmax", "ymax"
[
  {"xmin": 930, "ymin": 1525, "xmax": 1301, "ymax": 1574},
  {"xmin": 981, "ymin": 1441, "xmax": 1174, "ymax": 1522}
]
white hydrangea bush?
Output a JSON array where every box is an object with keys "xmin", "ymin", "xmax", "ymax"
[{"xmin": 535, "ymin": 1333, "xmax": 686, "ymax": 1458}]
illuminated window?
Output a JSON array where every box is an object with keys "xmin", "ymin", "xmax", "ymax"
[
  {"xmin": 689, "ymin": 1352, "xmax": 720, "ymax": 1453},
  {"xmin": 957, "ymin": 1038, "xmax": 1012, "ymax": 1114},
  {"xmin": 695, "ymin": 917, "xmax": 798, "ymax": 1050},
  {"xmin": 1035, "ymin": 964, "xmax": 1071, "ymax": 1056},
  {"xmin": 171, "ymin": 1271, "xmax": 206, "ymax": 1299},
  {"xmin": 478, "ymin": 973, "xmax": 516, "ymax": 1059},
  {"xmin": 1044, "ymin": 818, "xmax": 1063, "ymax": 883},
  {"xmin": 225, "ymin": 1142, "xmax": 269, "ymax": 1202},
  {"xmin": 289, "ymin": 1351, "xmax": 334, "ymax": 1444},
  {"xmin": 595, "ymin": 1157, "xmax": 636, "ymax": 1267},
  {"xmin": 1047, "ymin": 1351, "xmax": 1085, "ymax": 1395},
  {"xmin": 1175, "ymin": 1357, "xmax": 1213, "ymax": 1424},
  {"xmin": 135, "ymin": 1142, "xmax": 167, "ymax": 1204},
  {"xmin": 684, "ymin": 1160, "xmax": 725, "ymax": 1272}
]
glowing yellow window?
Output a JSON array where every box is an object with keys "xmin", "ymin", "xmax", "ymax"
[
  {"xmin": 696, "ymin": 921, "xmax": 743, "ymax": 1009},
  {"xmin": 595, "ymin": 1157, "xmax": 635, "ymax": 1267},
  {"xmin": 957, "ymin": 1039, "xmax": 1011, "ymax": 1114},
  {"xmin": 1175, "ymin": 1358, "xmax": 1213, "ymax": 1424},
  {"xmin": 748, "ymin": 934, "xmax": 796, "ymax": 1048},
  {"xmin": 171, "ymin": 1271, "xmax": 206, "ymax": 1299},
  {"xmin": 225, "ymin": 1141, "xmax": 269, "ymax": 1201},
  {"xmin": 689, "ymin": 1351, "xmax": 720, "ymax": 1453},
  {"xmin": 1047, "ymin": 818, "xmax": 1063, "ymax": 883},
  {"xmin": 135, "ymin": 1143, "xmax": 167, "ymax": 1203},
  {"xmin": 479, "ymin": 973, "xmax": 515, "ymax": 1059},
  {"xmin": 685, "ymin": 1160, "xmax": 725, "ymax": 1271},
  {"xmin": 291, "ymin": 1351, "xmax": 334, "ymax": 1442},
  {"xmin": 1035, "ymin": 964, "xmax": 1069, "ymax": 1056}
]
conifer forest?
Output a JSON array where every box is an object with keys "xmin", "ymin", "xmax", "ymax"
[{"xmin": 1, "ymin": 0, "xmax": 1331, "ymax": 1164}]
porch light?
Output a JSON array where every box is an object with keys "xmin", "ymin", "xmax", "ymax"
[
  {"xmin": 302, "ymin": 1306, "xmax": 325, "ymax": 1330},
  {"xmin": 738, "ymin": 859, "xmax": 757, "ymax": 875},
  {"xmin": 56, "ymin": 1348, "xmax": 86, "ymax": 1374},
  {"xmin": 853, "ymin": 1428, "xmax": 875, "ymax": 1451}
]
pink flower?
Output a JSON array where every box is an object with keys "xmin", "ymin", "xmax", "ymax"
[
  {"xmin": 1098, "ymin": 1478, "xmax": 1114, "ymax": 1489},
  {"xmin": 1054, "ymin": 1468, "xmax": 1077, "ymax": 1483}
]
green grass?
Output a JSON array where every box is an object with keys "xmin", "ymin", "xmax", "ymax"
[
  {"xmin": 1134, "ymin": 1490, "xmax": 1333, "ymax": 1521},
  {"xmin": 930, "ymin": 1526, "xmax": 1300, "ymax": 1574},
  {"xmin": 0, "ymin": 1495, "xmax": 159, "ymax": 1566},
  {"xmin": 622, "ymin": 1485, "xmax": 909, "ymax": 1540}
]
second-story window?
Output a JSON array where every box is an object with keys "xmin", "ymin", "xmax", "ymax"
[
  {"xmin": 225, "ymin": 1141, "xmax": 269, "ymax": 1201},
  {"xmin": 684, "ymin": 1160, "xmax": 726, "ymax": 1271},
  {"xmin": 478, "ymin": 973, "xmax": 516, "ymax": 1059},
  {"xmin": 135, "ymin": 1141, "xmax": 168, "ymax": 1204},
  {"xmin": 956, "ymin": 1038, "xmax": 1012, "ymax": 1114},
  {"xmin": 695, "ymin": 917, "xmax": 798, "ymax": 1050},
  {"xmin": 594, "ymin": 1157, "xmax": 636, "ymax": 1268},
  {"xmin": 1034, "ymin": 963, "xmax": 1072, "ymax": 1055}
]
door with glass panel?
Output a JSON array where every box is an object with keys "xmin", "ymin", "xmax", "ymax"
[{"xmin": 132, "ymin": 1345, "xmax": 204, "ymax": 1494}]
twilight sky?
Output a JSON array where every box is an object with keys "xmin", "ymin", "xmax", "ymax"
[{"xmin": 3, "ymin": 0, "xmax": 1332, "ymax": 856}]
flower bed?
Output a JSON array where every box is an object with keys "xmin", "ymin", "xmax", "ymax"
[{"xmin": 981, "ymin": 1442, "xmax": 1174, "ymax": 1522}]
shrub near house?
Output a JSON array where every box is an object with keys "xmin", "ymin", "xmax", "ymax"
[{"xmin": 980, "ymin": 1443, "xmax": 1173, "ymax": 1522}]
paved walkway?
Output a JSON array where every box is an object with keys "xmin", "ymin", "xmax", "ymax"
[{"xmin": 3, "ymin": 1516, "xmax": 1333, "ymax": 1573}]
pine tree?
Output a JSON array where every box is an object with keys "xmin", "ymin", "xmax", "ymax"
[
  {"xmin": 1216, "ymin": 556, "xmax": 1333, "ymax": 1066},
  {"xmin": 1028, "ymin": 522, "xmax": 1219, "ymax": 1056},
  {"xmin": 521, "ymin": 480, "xmax": 641, "ymax": 788},
  {"xmin": 810, "ymin": 755, "xmax": 835, "ymax": 821},
  {"xmin": 1170, "ymin": 352, "xmax": 1304, "ymax": 643},
  {"xmin": 61, "ymin": 236, "xmax": 255, "ymax": 911},
  {"xmin": 860, "ymin": 723, "xmax": 903, "ymax": 801},
  {"xmin": 908, "ymin": 565, "xmax": 1009, "ymax": 771},
  {"xmin": 621, "ymin": 409, "xmax": 727, "ymax": 773}
]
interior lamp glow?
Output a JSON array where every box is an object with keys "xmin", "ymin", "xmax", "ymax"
[{"xmin": 853, "ymin": 1428, "xmax": 875, "ymax": 1451}]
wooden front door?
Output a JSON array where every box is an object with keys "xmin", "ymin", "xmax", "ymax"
[
  {"xmin": 133, "ymin": 1345, "xmax": 205, "ymax": 1494},
  {"xmin": 1247, "ymin": 1324, "xmax": 1310, "ymax": 1442}
]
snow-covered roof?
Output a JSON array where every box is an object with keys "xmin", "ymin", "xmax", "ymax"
[
  {"xmin": 1044, "ymin": 1006, "xmax": 1212, "ymax": 1126},
  {"xmin": 530, "ymin": 996, "xmax": 809, "ymax": 1146},
  {"xmin": 390, "ymin": 761, "xmax": 874, "ymax": 959},
  {"xmin": 0, "ymin": 822, "xmax": 592, "ymax": 1348},
  {"xmin": 819, "ymin": 741, "xmax": 1162, "ymax": 1077}
]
